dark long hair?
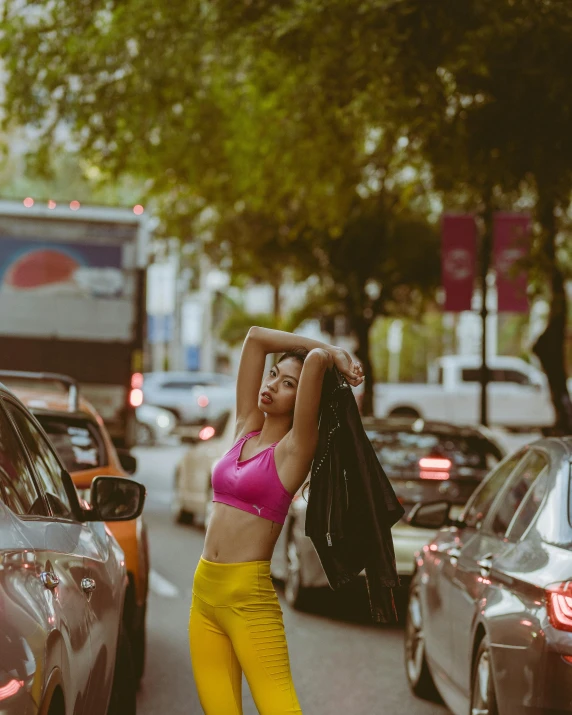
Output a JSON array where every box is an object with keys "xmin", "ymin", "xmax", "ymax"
[
  {"xmin": 277, "ymin": 346, "xmax": 310, "ymax": 367},
  {"xmin": 276, "ymin": 346, "xmax": 333, "ymax": 502}
]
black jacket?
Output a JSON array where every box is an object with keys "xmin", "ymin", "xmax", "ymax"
[{"xmin": 305, "ymin": 366, "xmax": 405, "ymax": 623}]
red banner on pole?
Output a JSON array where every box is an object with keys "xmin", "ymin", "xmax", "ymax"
[
  {"xmin": 441, "ymin": 214, "xmax": 477, "ymax": 312},
  {"xmin": 494, "ymin": 212, "xmax": 530, "ymax": 313}
]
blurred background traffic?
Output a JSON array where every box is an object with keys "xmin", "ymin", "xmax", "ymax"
[{"xmin": 1, "ymin": 1, "xmax": 572, "ymax": 714}]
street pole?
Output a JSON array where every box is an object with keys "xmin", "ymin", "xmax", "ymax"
[{"xmin": 479, "ymin": 196, "xmax": 493, "ymax": 426}]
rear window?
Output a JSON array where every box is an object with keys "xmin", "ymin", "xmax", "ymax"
[
  {"xmin": 461, "ymin": 368, "xmax": 530, "ymax": 385},
  {"xmin": 145, "ymin": 373, "xmax": 234, "ymax": 390},
  {"xmin": 366, "ymin": 429, "xmax": 503, "ymax": 471},
  {"xmin": 35, "ymin": 414, "xmax": 107, "ymax": 472}
]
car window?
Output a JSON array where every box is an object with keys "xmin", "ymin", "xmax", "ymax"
[
  {"xmin": 161, "ymin": 380, "xmax": 208, "ymax": 390},
  {"xmin": 0, "ymin": 401, "xmax": 46, "ymax": 516},
  {"xmin": 147, "ymin": 372, "xmax": 233, "ymax": 390},
  {"xmin": 502, "ymin": 369, "xmax": 531, "ymax": 386},
  {"xmin": 366, "ymin": 429, "xmax": 503, "ymax": 471},
  {"xmin": 487, "ymin": 451, "xmax": 548, "ymax": 538},
  {"xmin": 462, "ymin": 452, "xmax": 524, "ymax": 529},
  {"xmin": 5, "ymin": 403, "xmax": 75, "ymax": 519},
  {"xmin": 461, "ymin": 368, "xmax": 504, "ymax": 382},
  {"xmin": 461, "ymin": 368, "xmax": 529, "ymax": 384},
  {"xmin": 34, "ymin": 414, "xmax": 107, "ymax": 472},
  {"xmin": 505, "ymin": 465, "xmax": 549, "ymax": 541}
]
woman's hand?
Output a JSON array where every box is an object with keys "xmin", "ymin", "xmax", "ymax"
[{"xmin": 331, "ymin": 348, "xmax": 364, "ymax": 387}]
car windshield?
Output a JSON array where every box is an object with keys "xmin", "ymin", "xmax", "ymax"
[
  {"xmin": 35, "ymin": 414, "xmax": 108, "ymax": 472},
  {"xmin": 145, "ymin": 372, "xmax": 234, "ymax": 389},
  {"xmin": 366, "ymin": 429, "xmax": 502, "ymax": 471}
]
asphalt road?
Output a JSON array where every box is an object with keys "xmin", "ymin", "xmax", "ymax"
[{"xmin": 132, "ymin": 444, "xmax": 448, "ymax": 715}]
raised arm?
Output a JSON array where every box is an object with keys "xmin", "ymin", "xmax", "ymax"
[
  {"xmin": 236, "ymin": 326, "xmax": 363, "ymax": 437},
  {"xmin": 288, "ymin": 348, "xmax": 333, "ymax": 462}
]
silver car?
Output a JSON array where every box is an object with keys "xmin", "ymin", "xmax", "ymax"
[
  {"xmin": 0, "ymin": 384, "xmax": 146, "ymax": 714},
  {"xmin": 142, "ymin": 371, "xmax": 235, "ymax": 432},
  {"xmin": 405, "ymin": 438, "xmax": 572, "ymax": 714}
]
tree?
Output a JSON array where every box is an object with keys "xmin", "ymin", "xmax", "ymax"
[
  {"xmin": 1, "ymin": 0, "xmax": 442, "ymax": 419},
  {"xmin": 205, "ymin": 205, "xmax": 321, "ymax": 323},
  {"xmin": 0, "ymin": 0, "xmax": 361, "ymax": 226},
  {"xmin": 203, "ymin": 193, "xmax": 439, "ymax": 415},
  {"xmin": 382, "ymin": 0, "xmax": 572, "ymax": 432},
  {"xmin": 292, "ymin": 196, "xmax": 440, "ymax": 414},
  {"xmin": 188, "ymin": 0, "xmax": 572, "ymax": 424},
  {"xmin": 223, "ymin": 0, "xmax": 572, "ymax": 429}
]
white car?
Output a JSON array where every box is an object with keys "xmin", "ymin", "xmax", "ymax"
[
  {"xmin": 172, "ymin": 410, "xmax": 235, "ymax": 526},
  {"xmin": 142, "ymin": 371, "xmax": 235, "ymax": 432},
  {"xmin": 374, "ymin": 355, "xmax": 555, "ymax": 430},
  {"xmin": 135, "ymin": 404, "xmax": 177, "ymax": 445}
]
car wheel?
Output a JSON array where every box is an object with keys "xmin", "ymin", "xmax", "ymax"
[
  {"xmin": 172, "ymin": 470, "xmax": 193, "ymax": 525},
  {"xmin": 404, "ymin": 580, "xmax": 440, "ymax": 702},
  {"xmin": 136, "ymin": 422, "xmax": 155, "ymax": 446},
  {"xmin": 393, "ymin": 583, "xmax": 410, "ymax": 624},
  {"xmin": 389, "ymin": 406, "xmax": 420, "ymax": 420},
  {"xmin": 284, "ymin": 523, "xmax": 311, "ymax": 610},
  {"xmin": 470, "ymin": 637, "xmax": 499, "ymax": 715},
  {"xmin": 132, "ymin": 611, "xmax": 146, "ymax": 684},
  {"xmin": 46, "ymin": 687, "xmax": 65, "ymax": 715},
  {"xmin": 107, "ymin": 623, "xmax": 136, "ymax": 715}
]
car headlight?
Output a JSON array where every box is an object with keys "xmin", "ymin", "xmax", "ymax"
[{"xmin": 157, "ymin": 415, "xmax": 171, "ymax": 428}]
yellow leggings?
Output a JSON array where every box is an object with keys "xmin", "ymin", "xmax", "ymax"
[{"xmin": 189, "ymin": 556, "xmax": 302, "ymax": 714}]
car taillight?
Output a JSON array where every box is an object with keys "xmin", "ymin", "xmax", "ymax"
[
  {"xmin": 129, "ymin": 373, "xmax": 144, "ymax": 407},
  {"xmin": 547, "ymin": 581, "xmax": 572, "ymax": 632},
  {"xmin": 129, "ymin": 388, "xmax": 143, "ymax": 407},
  {"xmin": 419, "ymin": 457, "xmax": 452, "ymax": 480},
  {"xmin": 197, "ymin": 395, "xmax": 209, "ymax": 407},
  {"xmin": 199, "ymin": 426, "xmax": 216, "ymax": 441},
  {"xmin": 0, "ymin": 679, "xmax": 24, "ymax": 701}
]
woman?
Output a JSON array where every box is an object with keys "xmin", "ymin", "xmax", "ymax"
[{"xmin": 189, "ymin": 326, "xmax": 364, "ymax": 714}]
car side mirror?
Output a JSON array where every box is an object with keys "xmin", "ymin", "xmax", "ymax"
[
  {"xmin": 407, "ymin": 500, "xmax": 452, "ymax": 530},
  {"xmin": 86, "ymin": 476, "xmax": 146, "ymax": 522},
  {"xmin": 117, "ymin": 449, "xmax": 137, "ymax": 474}
]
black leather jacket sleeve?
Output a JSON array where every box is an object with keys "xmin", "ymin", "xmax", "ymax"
[{"xmin": 305, "ymin": 367, "xmax": 405, "ymax": 623}]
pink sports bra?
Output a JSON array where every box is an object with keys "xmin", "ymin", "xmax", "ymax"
[{"xmin": 211, "ymin": 431, "xmax": 294, "ymax": 525}]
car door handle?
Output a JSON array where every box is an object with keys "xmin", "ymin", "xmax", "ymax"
[
  {"xmin": 40, "ymin": 571, "xmax": 60, "ymax": 589},
  {"xmin": 81, "ymin": 577, "xmax": 96, "ymax": 594},
  {"xmin": 477, "ymin": 554, "xmax": 494, "ymax": 576},
  {"xmin": 448, "ymin": 547, "xmax": 461, "ymax": 564}
]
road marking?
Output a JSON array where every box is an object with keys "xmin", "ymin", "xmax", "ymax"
[{"xmin": 149, "ymin": 569, "xmax": 180, "ymax": 598}]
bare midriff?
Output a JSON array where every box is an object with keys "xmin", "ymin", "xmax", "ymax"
[{"xmin": 202, "ymin": 502, "xmax": 284, "ymax": 563}]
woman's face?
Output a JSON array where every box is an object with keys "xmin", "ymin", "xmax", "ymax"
[{"xmin": 258, "ymin": 357, "xmax": 303, "ymax": 416}]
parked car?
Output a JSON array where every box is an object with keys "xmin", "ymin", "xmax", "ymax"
[
  {"xmin": 0, "ymin": 380, "xmax": 146, "ymax": 714},
  {"xmin": 0, "ymin": 370, "xmax": 150, "ymax": 682},
  {"xmin": 142, "ymin": 371, "xmax": 235, "ymax": 435},
  {"xmin": 135, "ymin": 404, "xmax": 177, "ymax": 445},
  {"xmin": 172, "ymin": 410, "xmax": 234, "ymax": 526},
  {"xmin": 272, "ymin": 418, "xmax": 506, "ymax": 610},
  {"xmin": 404, "ymin": 438, "xmax": 572, "ymax": 715},
  {"xmin": 374, "ymin": 354, "xmax": 555, "ymax": 430}
]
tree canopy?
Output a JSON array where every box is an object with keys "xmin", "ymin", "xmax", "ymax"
[{"xmin": 2, "ymin": 0, "xmax": 571, "ymax": 424}]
